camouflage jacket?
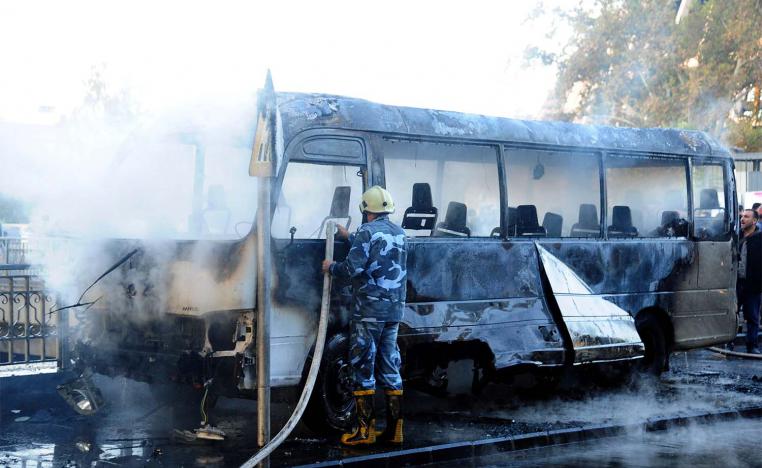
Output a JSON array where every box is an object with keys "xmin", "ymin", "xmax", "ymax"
[{"xmin": 329, "ymin": 215, "xmax": 407, "ymax": 321}]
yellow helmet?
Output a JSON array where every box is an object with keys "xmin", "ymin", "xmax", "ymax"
[{"xmin": 360, "ymin": 186, "xmax": 395, "ymax": 214}]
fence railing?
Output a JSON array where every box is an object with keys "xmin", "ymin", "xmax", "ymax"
[
  {"xmin": 0, "ymin": 273, "xmax": 61, "ymax": 366},
  {"xmin": 0, "ymin": 236, "xmax": 68, "ymax": 369}
]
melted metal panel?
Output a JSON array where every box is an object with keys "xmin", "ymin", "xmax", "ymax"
[
  {"xmin": 536, "ymin": 243, "xmax": 644, "ymax": 364},
  {"xmin": 398, "ymin": 240, "xmax": 566, "ymax": 369},
  {"xmin": 540, "ymin": 239, "xmax": 735, "ymax": 350},
  {"xmin": 405, "ymin": 240, "xmax": 540, "ymax": 302},
  {"xmin": 87, "ymin": 236, "xmax": 258, "ymax": 319},
  {"xmin": 401, "ymin": 299, "xmax": 565, "ymax": 368}
]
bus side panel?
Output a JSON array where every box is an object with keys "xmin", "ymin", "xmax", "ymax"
[
  {"xmin": 696, "ymin": 241, "xmax": 735, "ymax": 290},
  {"xmin": 400, "ymin": 299, "xmax": 566, "ymax": 368},
  {"xmin": 539, "ymin": 239, "xmax": 736, "ymax": 349},
  {"xmin": 594, "ymin": 291, "xmax": 734, "ymax": 349},
  {"xmin": 401, "ymin": 240, "xmax": 566, "ymax": 369},
  {"xmin": 539, "ymin": 240, "xmax": 698, "ymax": 295},
  {"xmin": 536, "ymin": 243, "xmax": 644, "ymax": 364}
]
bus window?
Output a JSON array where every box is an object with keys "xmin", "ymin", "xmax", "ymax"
[
  {"xmin": 605, "ymin": 155, "xmax": 689, "ymax": 238},
  {"xmin": 505, "ymin": 148, "xmax": 600, "ymax": 238},
  {"xmin": 273, "ymin": 162, "xmax": 364, "ymax": 239},
  {"xmin": 692, "ymin": 162, "xmax": 729, "ymax": 240},
  {"xmin": 382, "ymin": 140, "xmax": 500, "ymax": 238}
]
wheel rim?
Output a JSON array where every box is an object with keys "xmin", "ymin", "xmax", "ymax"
[{"xmin": 327, "ymin": 356, "xmax": 354, "ymax": 413}]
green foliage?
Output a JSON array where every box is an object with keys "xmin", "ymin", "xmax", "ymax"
[
  {"xmin": 728, "ymin": 121, "xmax": 762, "ymax": 151},
  {"xmin": 531, "ymin": 0, "xmax": 762, "ymax": 149}
]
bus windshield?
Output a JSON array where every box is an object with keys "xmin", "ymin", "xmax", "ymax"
[{"xmin": 64, "ymin": 141, "xmax": 257, "ymax": 240}]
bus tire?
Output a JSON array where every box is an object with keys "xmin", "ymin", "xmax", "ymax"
[
  {"xmin": 637, "ymin": 314, "xmax": 669, "ymax": 375},
  {"xmin": 303, "ymin": 333, "xmax": 355, "ymax": 434}
]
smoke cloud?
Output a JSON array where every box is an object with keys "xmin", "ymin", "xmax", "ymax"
[{"xmin": 0, "ymin": 89, "xmax": 263, "ymax": 336}]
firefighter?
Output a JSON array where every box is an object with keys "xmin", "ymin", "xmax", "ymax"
[{"xmin": 321, "ymin": 185, "xmax": 407, "ymax": 446}]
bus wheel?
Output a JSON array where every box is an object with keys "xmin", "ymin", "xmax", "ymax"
[
  {"xmin": 637, "ymin": 315, "xmax": 669, "ymax": 375},
  {"xmin": 303, "ymin": 333, "xmax": 354, "ymax": 434}
]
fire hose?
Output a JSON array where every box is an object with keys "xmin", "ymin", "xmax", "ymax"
[
  {"xmin": 240, "ymin": 221, "xmax": 335, "ymax": 467},
  {"xmin": 708, "ymin": 346, "xmax": 762, "ymax": 360}
]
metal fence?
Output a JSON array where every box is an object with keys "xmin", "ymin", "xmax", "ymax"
[
  {"xmin": 0, "ymin": 236, "xmax": 66, "ymax": 369},
  {"xmin": 0, "ymin": 273, "xmax": 61, "ymax": 366}
]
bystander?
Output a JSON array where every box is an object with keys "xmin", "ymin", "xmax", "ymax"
[
  {"xmin": 738, "ymin": 209, "xmax": 762, "ymax": 354},
  {"xmin": 753, "ymin": 203, "xmax": 762, "ymax": 231}
]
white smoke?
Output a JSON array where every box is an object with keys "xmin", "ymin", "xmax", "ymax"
[{"xmin": 0, "ymin": 86, "xmax": 263, "ymax": 323}]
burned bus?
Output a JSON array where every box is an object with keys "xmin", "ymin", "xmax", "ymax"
[{"xmin": 68, "ymin": 80, "xmax": 738, "ymax": 433}]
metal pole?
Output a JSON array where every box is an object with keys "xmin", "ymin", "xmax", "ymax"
[
  {"xmin": 9, "ymin": 276, "xmax": 14, "ymax": 364},
  {"xmin": 240, "ymin": 222, "xmax": 333, "ymax": 468},
  {"xmin": 24, "ymin": 276, "xmax": 30, "ymax": 362},
  {"xmin": 256, "ymin": 174, "xmax": 273, "ymax": 457},
  {"xmin": 251, "ymin": 69, "xmax": 277, "ymax": 467},
  {"xmin": 57, "ymin": 293, "xmax": 69, "ymax": 369}
]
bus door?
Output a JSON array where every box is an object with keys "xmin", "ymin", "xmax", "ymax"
[
  {"xmin": 688, "ymin": 159, "xmax": 737, "ymax": 345},
  {"xmin": 270, "ymin": 136, "xmax": 367, "ymax": 383}
]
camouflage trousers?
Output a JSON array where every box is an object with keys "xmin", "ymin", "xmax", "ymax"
[{"xmin": 349, "ymin": 319, "xmax": 403, "ymax": 391}]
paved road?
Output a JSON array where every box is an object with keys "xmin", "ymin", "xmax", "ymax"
[{"xmin": 2, "ymin": 348, "xmax": 762, "ymax": 467}]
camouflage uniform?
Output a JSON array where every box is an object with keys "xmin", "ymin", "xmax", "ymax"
[{"xmin": 329, "ymin": 215, "xmax": 407, "ymax": 391}]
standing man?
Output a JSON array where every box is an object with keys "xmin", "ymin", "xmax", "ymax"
[
  {"xmin": 321, "ymin": 186, "xmax": 407, "ymax": 446},
  {"xmin": 738, "ymin": 208, "xmax": 762, "ymax": 354},
  {"xmin": 752, "ymin": 203, "xmax": 762, "ymax": 231}
]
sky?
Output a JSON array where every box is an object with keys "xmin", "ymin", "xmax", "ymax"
[
  {"xmin": 0, "ymin": 1, "xmax": 567, "ymax": 124},
  {"xmin": 0, "ymin": 1, "xmax": 572, "ymax": 239}
]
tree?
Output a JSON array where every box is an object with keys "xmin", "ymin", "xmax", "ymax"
[{"xmin": 528, "ymin": 0, "xmax": 762, "ymax": 150}]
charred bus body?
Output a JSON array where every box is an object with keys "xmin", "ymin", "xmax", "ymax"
[{"xmin": 71, "ymin": 86, "xmax": 738, "ymax": 432}]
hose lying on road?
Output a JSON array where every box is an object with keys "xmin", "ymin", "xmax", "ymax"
[
  {"xmin": 240, "ymin": 222, "xmax": 335, "ymax": 468},
  {"xmin": 708, "ymin": 346, "xmax": 762, "ymax": 360}
]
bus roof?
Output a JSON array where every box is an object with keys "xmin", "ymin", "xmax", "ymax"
[{"xmin": 276, "ymin": 92, "xmax": 730, "ymax": 158}]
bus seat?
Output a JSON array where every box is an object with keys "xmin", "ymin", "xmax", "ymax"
[
  {"xmin": 608, "ymin": 205, "xmax": 638, "ymax": 237},
  {"xmin": 542, "ymin": 212, "xmax": 563, "ymax": 237},
  {"xmin": 655, "ymin": 210, "xmax": 688, "ymax": 237},
  {"xmin": 661, "ymin": 210, "xmax": 679, "ymax": 226},
  {"xmin": 699, "ymin": 188, "xmax": 720, "ymax": 210},
  {"xmin": 570, "ymin": 204, "xmax": 600, "ymax": 237},
  {"xmin": 695, "ymin": 188, "xmax": 726, "ymax": 238},
  {"xmin": 401, "ymin": 183, "xmax": 438, "ymax": 234},
  {"xmin": 433, "ymin": 202, "xmax": 470, "ymax": 237},
  {"xmin": 516, "ymin": 205, "xmax": 546, "ymax": 237},
  {"xmin": 318, "ymin": 186, "xmax": 352, "ymax": 237}
]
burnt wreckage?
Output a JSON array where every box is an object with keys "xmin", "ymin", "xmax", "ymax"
[{"xmin": 69, "ymin": 89, "xmax": 737, "ymax": 432}]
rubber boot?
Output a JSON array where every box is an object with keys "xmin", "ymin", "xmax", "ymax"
[
  {"xmin": 376, "ymin": 389, "xmax": 403, "ymax": 444},
  {"xmin": 340, "ymin": 390, "xmax": 376, "ymax": 446}
]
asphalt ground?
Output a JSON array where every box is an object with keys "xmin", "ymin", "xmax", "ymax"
[
  {"xmin": 432, "ymin": 417, "xmax": 762, "ymax": 468},
  {"xmin": 2, "ymin": 348, "xmax": 762, "ymax": 467}
]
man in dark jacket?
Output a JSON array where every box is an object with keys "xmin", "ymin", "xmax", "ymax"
[
  {"xmin": 738, "ymin": 208, "xmax": 762, "ymax": 353},
  {"xmin": 322, "ymin": 186, "xmax": 407, "ymax": 446}
]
